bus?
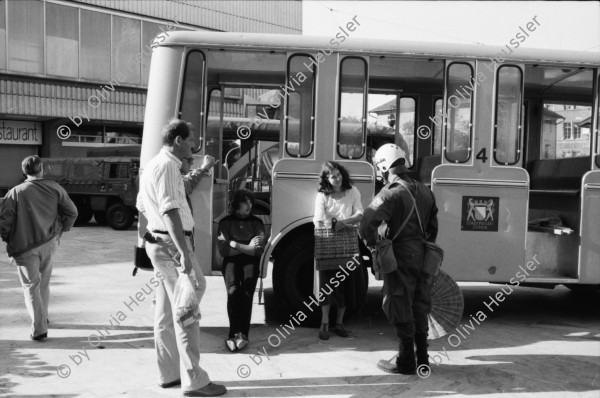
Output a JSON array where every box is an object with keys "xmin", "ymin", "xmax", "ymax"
[{"xmin": 136, "ymin": 31, "xmax": 600, "ymax": 315}]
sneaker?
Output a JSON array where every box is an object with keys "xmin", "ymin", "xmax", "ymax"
[
  {"xmin": 234, "ymin": 333, "xmax": 248, "ymax": 351},
  {"xmin": 225, "ymin": 338, "xmax": 237, "ymax": 352},
  {"xmin": 183, "ymin": 382, "xmax": 227, "ymax": 397}
]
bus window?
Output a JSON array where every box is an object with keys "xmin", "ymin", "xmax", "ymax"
[
  {"xmin": 338, "ymin": 57, "xmax": 367, "ymax": 159},
  {"xmin": 597, "ymin": 90, "xmax": 600, "ymax": 168},
  {"xmin": 206, "ymin": 88, "xmax": 224, "ymax": 177},
  {"xmin": 397, "ymin": 97, "xmax": 416, "ymax": 166},
  {"xmin": 204, "ymin": 50, "xmax": 286, "ymax": 183},
  {"xmin": 445, "ymin": 62, "xmax": 473, "ymax": 163},
  {"xmin": 541, "ymin": 102, "xmax": 592, "ymax": 159},
  {"xmin": 367, "ymin": 94, "xmax": 414, "ymax": 167},
  {"xmin": 179, "ymin": 51, "xmax": 205, "ymax": 151},
  {"xmin": 494, "ymin": 65, "xmax": 523, "ymax": 165},
  {"xmin": 531, "ymin": 67, "xmax": 594, "ymax": 160},
  {"xmin": 433, "ymin": 99, "xmax": 443, "ymax": 155},
  {"xmin": 286, "ymin": 55, "xmax": 315, "ymax": 157}
]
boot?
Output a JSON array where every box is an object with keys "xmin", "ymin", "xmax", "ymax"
[
  {"xmin": 396, "ymin": 338, "xmax": 416, "ymax": 375},
  {"xmin": 415, "ymin": 333, "xmax": 429, "ymax": 368}
]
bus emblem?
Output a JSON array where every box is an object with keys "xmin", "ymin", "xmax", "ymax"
[{"xmin": 461, "ymin": 196, "xmax": 499, "ymax": 231}]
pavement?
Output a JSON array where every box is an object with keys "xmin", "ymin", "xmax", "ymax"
[{"xmin": 1, "ymin": 222, "xmax": 599, "ymax": 398}]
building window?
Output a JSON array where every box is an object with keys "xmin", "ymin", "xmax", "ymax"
[
  {"xmin": 7, "ymin": 0, "xmax": 43, "ymax": 74},
  {"xmin": 0, "ymin": 0, "xmax": 6, "ymax": 70},
  {"xmin": 112, "ymin": 16, "xmax": 141, "ymax": 85},
  {"xmin": 573, "ymin": 124, "xmax": 581, "ymax": 139},
  {"xmin": 81, "ymin": 10, "xmax": 110, "ymax": 81},
  {"xmin": 62, "ymin": 125, "xmax": 141, "ymax": 145},
  {"xmin": 46, "ymin": 3, "xmax": 79, "ymax": 78},
  {"xmin": 564, "ymin": 122, "xmax": 572, "ymax": 140},
  {"xmin": 141, "ymin": 21, "xmax": 163, "ymax": 84}
]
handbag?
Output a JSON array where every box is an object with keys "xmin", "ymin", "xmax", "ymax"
[
  {"xmin": 314, "ymin": 225, "xmax": 360, "ymax": 271},
  {"xmin": 371, "ymin": 202, "xmax": 414, "ymax": 275},
  {"xmin": 133, "ymin": 245, "xmax": 154, "ymax": 276},
  {"xmin": 406, "ymin": 189, "xmax": 444, "ymax": 276}
]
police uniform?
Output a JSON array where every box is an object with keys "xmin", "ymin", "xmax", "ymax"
[{"xmin": 360, "ymin": 174, "xmax": 438, "ymax": 372}]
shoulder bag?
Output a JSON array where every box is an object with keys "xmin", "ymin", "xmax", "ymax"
[
  {"xmin": 371, "ymin": 197, "xmax": 415, "ymax": 275},
  {"xmin": 406, "ymin": 188, "xmax": 444, "ymax": 277}
]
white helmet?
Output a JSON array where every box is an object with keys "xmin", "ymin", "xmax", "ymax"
[{"xmin": 373, "ymin": 143, "xmax": 406, "ymax": 173}]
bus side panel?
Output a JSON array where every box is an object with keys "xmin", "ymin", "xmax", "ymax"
[
  {"xmin": 579, "ymin": 171, "xmax": 600, "ymax": 284},
  {"xmin": 271, "ymin": 159, "xmax": 323, "ymax": 241},
  {"xmin": 140, "ymin": 46, "xmax": 185, "ymax": 167},
  {"xmin": 187, "ymin": 155, "xmax": 216, "ymax": 276},
  {"xmin": 271, "ymin": 158, "xmax": 374, "ymax": 241},
  {"xmin": 432, "ymin": 165, "xmax": 529, "ymax": 282},
  {"xmin": 137, "ymin": 46, "xmax": 185, "ymax": 249}
]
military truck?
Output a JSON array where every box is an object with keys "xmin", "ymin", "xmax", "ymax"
[{"xmin": 42, "ymin": 157, "xmax": 139, "ymax": 230}]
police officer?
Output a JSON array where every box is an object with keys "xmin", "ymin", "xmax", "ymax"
[{"xmin": 360, "ymin": 144, "xmax": 438, "ymax": 375}]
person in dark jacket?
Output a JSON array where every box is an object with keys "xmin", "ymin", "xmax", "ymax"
[
  {"xmin": 217, "ymin": 189, "xmax": 265, "ymax": 352},
  {"xmin": 360, "ymin": 144, "xmax": 438, "ymax": 375},
  {"xmin": 0, "ymin": 155, "xmax": 78, "ymax": 341}
]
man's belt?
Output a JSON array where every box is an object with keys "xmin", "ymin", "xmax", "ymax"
[{"xmin": 152, "ymin": 230, "xmax": 193, "ymax": 237}]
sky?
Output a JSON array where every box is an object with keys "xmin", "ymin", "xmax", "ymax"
[{"xmin": 302, "ymin": 1, "xmax": 600, "ymax": 53}]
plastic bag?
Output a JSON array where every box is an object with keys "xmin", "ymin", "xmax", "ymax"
[{"xmin": 174, "ymin": 270, "xmax": 201, "ymax": 327}]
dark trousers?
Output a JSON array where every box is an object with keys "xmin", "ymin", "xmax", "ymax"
[
  {"xmin": 382, "ymin": 240, "xmax": 432, "ymax": 339},
  {"xmin": 222, "ymin": 254, "xmax": 259, "ymax": 338}
]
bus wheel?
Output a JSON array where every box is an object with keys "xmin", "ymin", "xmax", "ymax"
[
  {"xmin": 273, "ymin": 235, "xmax": 319, "ymax": 325},
  {"xmin": 565, "ymin": 284, "xmax": 600, "ymax": 293},
  {"xmin": 107, "ymin": 203, "xmax": 134, "ymax": 230},
  {"xmin": 94, "ymin": 211, "xmax": 107, "ymax": 225}
]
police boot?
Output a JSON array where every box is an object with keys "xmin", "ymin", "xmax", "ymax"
[
  {"xmin": 415, "ymin": 333, "xmax": 429, "ymax": 368},
  {"xmin": 396, "ymin": 338, "xmax": 417, "ymax": 375}
]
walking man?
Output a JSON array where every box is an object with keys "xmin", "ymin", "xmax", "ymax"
[
  {"xmin": 136, "ymin": 119, "xmax": 226, "ymax": 396},
  {"xmin": 360, "ymin": 144, "xmax": 438, "ymax": 375},
  {"xmin": 0, "ymin": 155, "xmax": 78, "ymax": 341}
]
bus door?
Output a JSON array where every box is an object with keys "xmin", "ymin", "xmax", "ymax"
[
  {"xmin": 178, "ymin": 49, "xmax": 288, "ymax": 274},
  {"xmin": 579, "ymin": 72, "xmax": 600, "ymax": 285},
  {"xmin": 205, "ymin": 84, "xmax": 283, "ymax": 272},
  {"xmin": 431, "ymin": 61, "xmax": 528, "ymax": 282},
  {"xmin": 525, "ymin": 67, "xmax": 597, "ymax": 284}
]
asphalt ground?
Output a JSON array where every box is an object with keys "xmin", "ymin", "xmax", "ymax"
[{"xmin": 1, "ymin": 222, "xmax": 599, "ymax": 398}]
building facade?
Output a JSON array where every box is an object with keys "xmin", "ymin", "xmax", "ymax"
[{"xmin": 0, "ymin": 0, "xmax": 302, "ymax": 194}]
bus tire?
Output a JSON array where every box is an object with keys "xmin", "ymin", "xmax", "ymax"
[
  {"xmin": 565, "ymin": 284, "xmax": 600, "ymax": 293},
  {"xmin": 94, "ymin": 211, "xmax": 107, "ymax": 225},
  {"xmin": 107, "ymin": 203, "xmax": 134, "ymax": 230},
  {"xmin": 273, "ymin": 235, "xmax": 319, "ymax": 325}
]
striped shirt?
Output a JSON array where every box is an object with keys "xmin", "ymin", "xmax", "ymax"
[{"xmin": 136, "ymin": 148, "xmax": 194, "ymax": 232}]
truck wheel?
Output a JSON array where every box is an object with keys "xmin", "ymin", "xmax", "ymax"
[
  {"xmin": 74, "ymin": 204, "xmax": 93, "ymax": 226},
  {"xmin": 107, "ymin": 203, "xmax": 134, "ymax": 230},
  {"xmin": 94, "ymin": 211, "xmax": 107, "ymax": 225},
  {"xmin": 273, "ymin": 235, "xmax": 319, "ymax": 325}
]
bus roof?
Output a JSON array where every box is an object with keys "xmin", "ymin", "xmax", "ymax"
[{"xmin": 160, "ymin": 31, "xmax": 600, "ymax": 66}]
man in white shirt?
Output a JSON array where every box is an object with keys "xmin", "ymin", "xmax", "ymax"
[{"xmin": 137, "ymin": 119, "xmax": 225, "ymax": 397}]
